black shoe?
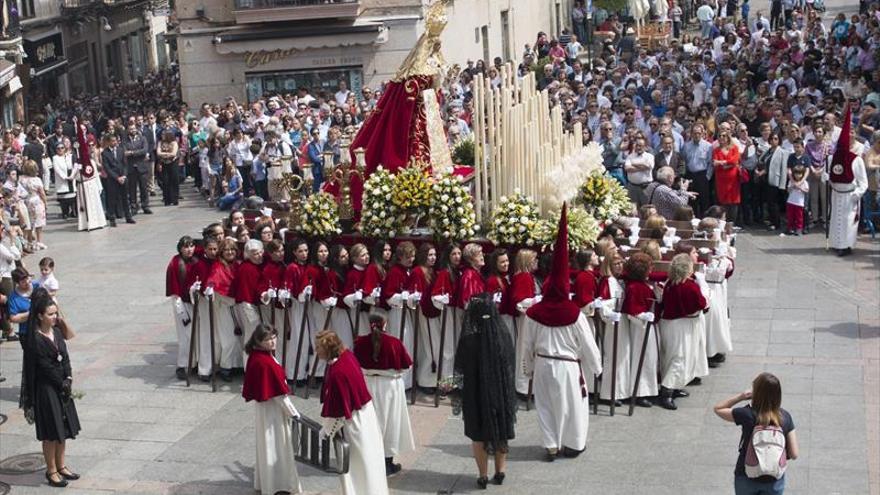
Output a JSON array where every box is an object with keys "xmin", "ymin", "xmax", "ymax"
[
  {"xmin": 109, "ymin": 219, "xmax": 117, "ymax": 227},
  {"xmin": 143, "ymin": 208, "xmax": 153, "ymax": 214},
  {"xmin": 176, "ymin": 367, "xmax": 187, "ymax": 380},
  {"xmin": 711, "ymin": 353, "xmax": 726, "ymax": 363},
  {"xmin": 58, "ymin": 466, "xmax": 80, "ymax": 480},
  {"xmin": 45, "ymin": 471, "xmax": 68, "ymax": 488},
  {"xmin": 3, "ymin": 333, "xmax": 19, "ymax": 342},
  {"xmin": 385, "ymin": 462, "xmax": 402, "ymax": 476},
  {"xmin": 708, "ymin": 359, "xmax": 721, "ymax": 368},
  {"xmin": 837, "ymin": 248, "xmax": 853, "ymax": 257},
  {"xmin": 198, "ymin": 374, "xmax": 210, "ymax": 382},
  {"xmin": 420, "ymin": 386, "xmax": 437, "ymax": 395},
  {"xmin": 687, "ymin": 377, "xmax": 702, "ymax": 386},
  {"xmin": 545, "ymin": 448, "xmax": 558, "ymax": 462},
  {"xmin": 635, "ymin": 397, "xmax": 653, "ymax": 408},
  {"xmin": 149, "ymin": 191, "xmax": 157, "ymax": 197},
  {"xmin": 658, "ymin": 387, "xmax": 677, "ymax": 410},
  {"xmin": 561, "ymin": 446, "xmax": 584, "ymax": 458},
  {"xmin": 599, "ymin": 398, "xmax": 623, "ymax": 407},
  {"xmin": 0, "ymin": 376, "xmax": 5, "ymax": 383},
  {"xmin": 173, "ymin": 202, "xmax": 179, "ymax": 206},
  {"xmin": 673, "ymin": 389, "xmax": 690, "ymax": 398},
  {"xmin": 219, "ymin": 369, "xmax": 233, "ymax": 382},
  {"xmin": 477, "ymin": 476, "xmax": 488, "ymax": 489},
  {"xmin": 493, "ymin": 472, "xmax": 506, "ymax": 485},
  {"xmin": 125, "ymin": 218, "xmax": 136, "ymax": 224}
]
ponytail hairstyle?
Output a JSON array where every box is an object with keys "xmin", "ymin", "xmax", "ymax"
[
  {"xmin": 244, "ymin": 324, "xmax": 277, "ymax": 354},
  {"xmin": 368, "ymin": 314, "xmax": 387, "ymax": 362},
  {"xmin": 573, "ymin": 249, "xmax": 596, "ymax": 271},
  {"xmin": 751, "ymin": 372, "xmax": 783, "ymax": 427}
]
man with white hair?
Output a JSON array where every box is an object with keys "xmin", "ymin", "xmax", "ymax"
[{"xmin": 645, "ymin": 166, "xmax": 696, "ymax": 218}]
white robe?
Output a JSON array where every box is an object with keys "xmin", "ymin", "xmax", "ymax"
[
  {"xmin": 76, "ymin": 173, "xmax": 106, "ymax": 231},
  {"xmin": 216, "ymin": 295, "xmax": 243, "ymax": 369},
  {"xmin": 522, "ymin": 313, "xmax": 602, "ymax": 451},
  {"xmin": 52, "ymin": 154, "xmax": 77, "ymax": 199},
  {"xmin": 659, "ymin": 313, "xmax": 708, "ymax": 390},
  {"xmin": 363, "ymin": 370, "xmax": 415, "ymax": 457},
  {"xmin": 387, "ymin": 303, "xmax": 415, "ymax": 388},
  {"xmin": 828, "ymin": 156, "xmax": 868, "ymax": 250},
  {"xmin": 598, "ymin": 277, "xmax": 631, "ymax": 401},
  {"xmin": 704, "ymin": 257, "xmax": 733, "ymax": 357},
  {"xmin": 309, "ymin": 303, "xmax": 333, "ymax": 377},
  {"xmin": 171, "ymin": 297, "xmax": 194, "ymax": 368},
  {"xmin": 254, "ymin": 395, "xmax": 302, "ymax": 495},
  {"xmin": 284, "ymin": 299, "xmax": 312, "ymax": 381},
  {"xmin": 237, "ymin": 302, "xmax": 261, "ymax": 366},
  {"xmin": 335, "ymin": 402, "xmax": 390, "ymax": 495},
  {"xmin": 627, "ymin": 315, "xmax": 659, "ymax": 398},
  {"xmin": 196, "ymin": 295, "xmax": 218, "ymax": 376},
  {"xmin": 414, "ymin": 312, "xmax": 444, "ymax": 388}
]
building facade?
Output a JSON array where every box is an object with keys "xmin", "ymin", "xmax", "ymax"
[
  {"xmin": 177, "ymin": 0, "xmax": 575, "ymax": 106},
  {"xmin": 0, "ymin": 0, "xmax": 25, "ymax": 126}
]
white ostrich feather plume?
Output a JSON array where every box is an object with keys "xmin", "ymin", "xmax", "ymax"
[{"xmin": 539, "ymin": 142, "xmax": 604, "ymax": 212}]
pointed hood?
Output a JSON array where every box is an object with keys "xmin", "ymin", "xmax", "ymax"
[
  {"xmin": 527, "ymin": 203, "xmax": 581, "ymax": 327},
  {"xmin": 829, "ymin": 104, "xmax": 855, "ymax": 184}
]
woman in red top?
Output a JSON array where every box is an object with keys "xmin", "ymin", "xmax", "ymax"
[
  {"xmin": 234, "ymin": 239, "xmax": 264, "ymax": 370},
  {"xmin": 307, "ymin": 241, "xmax": 332, "ymax": 378},
  {"xmin": 206, "ymin": 238, "xmax": 243, "ymax": 380},
  {"xmin": 193, "ymin": 238, "xmax": 219, "ymax": 380},
  {"xmin": 410, "ymin": 243, "xmax": 441, "ymax": 390},
  {"xmin": 620, "ymin": 253, "xmax": 658, "ymax": 408},
  {"xmin": 509, "ymin": 248, "xmax": 539, "ymax": 395},
  {"xmin": 166, "ymin": 236, "xmax": 199, "ymax": 380},
  {"xmin": 283, "ymin": 238, "xmax": 310, "ymax": 381},
  {"xmin": 258, "ymin": 240, "xmax": 286, "ymax": 341},
  {"xmin": 362, "ymin": 241, "xmax": 391, "ymax": 317},
  {"xmin": 342, "ymin": 243, "xmax": 370, "ymax": 338},
  {"xmin": 317, "ymin": 330, "xmax": 389, "ymax": 495},
  {"xmin": 457, "ymin": 243, "xmax": 486, "ymax": 308},
  {"xmin": 658, "ymin": 253, "xmax": 709, "ymax": 410},
  {"xmin": 381, "ymin": 242, "xmax": 416, "ymax": 388},
  {"xmin": 485, "ymin": 248, "xmax": 513, "ymax": 336},
  {"xmin": 430, "ymin": 244, "xmax": 461, "ymax": 386},
  {"xmin": 571, "ymin": 249, "xmax": 599, "ymax": 315},
  {"xmin": 327, "ymin": 244, "xmax": 352, "ymax": 349},
  {"xmin": 712, "ymin": 130, "xmax": 742, "ymax": 224}
]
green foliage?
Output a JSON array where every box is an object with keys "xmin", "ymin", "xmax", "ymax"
[
  {"xmin": 451, "ymin": 138, "xmax": 474, "ymax": 166},
  {"xmin": 594, "ymin": 0, "xmax": 628, "ymax": 12}
]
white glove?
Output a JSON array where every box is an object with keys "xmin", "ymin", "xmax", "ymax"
[
  {"xmin": 821, "ymin": 171, "xmax": 829, "ymax": 182},
  {"xmin": 353, "ymin": 290, "xmax": 363, "ymax": 302},
  {"xmin": 608, "ymin": 311, "xmax": 621, "ymax": 323},
  {"xmin": 534, "ymin": 295, "xmax": 543, "ymax": 304},
  {"xmin": 492, "ymin": 292, "xmax": 503, "ymax": 304},
  {"xmin": 690, "ymin": 217, "xmax": 700, "ymax": 228},
  {"xmin": 659, "ymin": 247, "xmax": 669, "ymax": 254},
  {"xmin": 321, "ymin": 297, "xmax": 337, "ymax": 309},
  {"xmin": 592, "ymin": 298, "xmax": 605, "ymax": 309},
  {"xmin": 319, "ymin": 427, "xmax": 331, "ymax": 439},
  {"xmin": 204, "ymin": 286, "xmax": 215, "ymax": 297},
  {"xmin": 304, "ymin": 285, "xmax": 313, "ymax": 296},
  {"xmin": 389, "ymin": 293, "xmax": 405, "ymax": 308},
  {"xmin": 343, "ymin": 292, "xmax": 358, "ymax": 308},
  {"xmin": 278, "ymin": 289, "xmax": 291, "ymax": 301},
  {"xmin": 370, "ymin": 287, "xmax": 380, "ymax": 299},
  {"xmin": 297, "ymin": 285, "xmax": 313, "ymax": 302},
  {"xmin": 432, "ymin": 294, "xmax": 450, "ymax": 310},
  {"xmin": 620, "ymin": 245, "xmax": 632, "ymax": 252},
  {"xmin": 189, "ymin": 281, "xmax": 201, "ymax": 298},
  {"xmin": 260, "ymin": 291, "xmax": 271, "ymax": 305},
  {"xmin": 667, "ymin": 227, "xmax": 677, "ymax": 238},
  {"xmin": 281, "ymin": 396, "xmax": 300, "ymax": 419},
  {"xmin": 698, "ymin": 247, "xmax": 712, "ymax": 255},
  {"xmin": 637, "ymin": 311, "xmax": 655, "ymax": 323},
  {"xmin": 267, "ymin": 288, "xmax": 277, "ymax": 299}
]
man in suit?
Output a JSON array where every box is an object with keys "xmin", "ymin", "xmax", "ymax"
[
  {"xmin": 123, "ymin": 124, "xmax": 152, "ymax": 215},
  {"xmin": 142, "ymin": 113, "xmax": 160, "ymax": 195},
  {"xmin": 654, "ymin": 134, "xmax": 686, "ymax": 179},
  {"xmin": 101, "ymin": 134, "xmax": 135, "ymax": 226}
]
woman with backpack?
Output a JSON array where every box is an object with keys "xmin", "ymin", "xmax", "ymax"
[{"xmin": 714, "ymin": 372, "xmax": 800, "ymax": 494}]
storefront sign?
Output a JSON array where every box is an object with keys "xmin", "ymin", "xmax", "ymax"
[
  {"xmin": 244, "ymin": 49, "xmax": 364, "ymax": 69},
  {"xmin": 24, "ymin": 33, "xmax": 66, "ymax": 74}
]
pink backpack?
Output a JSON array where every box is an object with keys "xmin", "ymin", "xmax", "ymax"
[{"xmin": 744, "ymin": 425, "xmax": 788, "ymax": 479}]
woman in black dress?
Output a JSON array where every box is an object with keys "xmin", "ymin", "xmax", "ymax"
[
  {"xmin": 21, "ymin": 290, "xmax": 81, "ymax": 487},
  {"xmin": 454, "ymin": 293, "xmax": 517, "ymax": 489}
]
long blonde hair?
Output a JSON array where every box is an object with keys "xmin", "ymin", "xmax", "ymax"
[
  {"xmin": 513, "ymin": 249, "xmax": 537, "ymax": 274},
  {"xmin": 751, "ymin": 372, "xmax": 783, "ymax": 427},
  {"xmin": 667, "ymin": 253, "xmax": 693, "ymax": 285}
]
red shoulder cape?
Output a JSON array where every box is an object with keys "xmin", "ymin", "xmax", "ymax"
[
  {"xmin": 353, "ymin": 333, "xmax": 413, "ymax": 371},
  {"xmin": 321, "ymin": 350, "xmax": 372, "ymax": 420},
  {"xmin": 242, "ymin": 350, "xmax": 290, "ymax": 402}
]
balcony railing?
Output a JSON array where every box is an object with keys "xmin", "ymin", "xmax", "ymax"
[{"xmin": 233, "ymin": 0, "xmax": 361, "ymax": 24}]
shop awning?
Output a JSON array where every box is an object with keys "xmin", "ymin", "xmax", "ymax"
[{"xmin": 213, "ymin": 22, "xmax": 387, "ymax": 55}]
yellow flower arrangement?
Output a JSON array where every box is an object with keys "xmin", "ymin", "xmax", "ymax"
[
  {"xmin": 488, "ymin": 190, "xmax": 541, "ymax": 245},
  {"xmin": 391, "ymin": 164, "xmax": 433, "ymax": 215},
  {"xmin": 429, "ymin": 173, "xmax": 478, "ymax": 241},
  {"xmin": 297, "ymin": 192, "xmax": 342, "ymax": 237},
  {"xmin": 577, "ymin": 171, "xmax": 633, "ymax": 222}
]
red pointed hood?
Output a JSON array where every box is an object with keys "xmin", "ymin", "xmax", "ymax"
[
  {"xmin": 527, "ymin": 203, "xmax": 581, "ymax": 327},
  {"xmin": 74, "ymin": 117, "xmax": 95, "ymax": 180},
  {"xmin": 829, "ymin": 104, "xmax": 855, "ymax": 184}
]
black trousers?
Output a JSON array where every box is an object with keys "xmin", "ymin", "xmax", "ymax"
[
  {"xmin": 128, "ymin": 167, "xmax": 150, "ymax": 211},
  {"xmin": 106, "ymin": 177, "xmax": 132, "ymax": 221},
  {"xmin": 686, "ymin": 170, "xmax": 712, "ymax": 216},
  {"xmin": 160, "ymin": 161, "xmax": 179, "ymax": 205}
]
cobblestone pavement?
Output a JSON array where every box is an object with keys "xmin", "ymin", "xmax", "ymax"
[{"xmin": 0, "ymin": 180, "xmax": 877, "ymax": 495}]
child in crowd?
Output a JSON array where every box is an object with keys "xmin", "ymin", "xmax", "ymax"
[
  {"xmin": 786, "ymin": 166, "xmax": 809, "ymax": 236},
  {"xmin": 36, "ymin": 256, "xmax": 59, "ymax": 298}
]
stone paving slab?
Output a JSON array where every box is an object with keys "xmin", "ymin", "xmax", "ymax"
[{"xmin": 0, "ymin": 183, "xmax": 877, "ymax": 495}]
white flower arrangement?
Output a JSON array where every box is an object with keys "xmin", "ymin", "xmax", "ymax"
[
  {"xmin": 488, "ymin": 190, "xmax": 541, "ymax": 245},
  {"xmin": 297, "ymin": 192, "xmax": 342, "ymax": 237},
  {"xmin": 429, "ymin": 173, "xmax": 478, "ymax": 241},
  {"xmin": 359, "ymin": 166, "xmax": 402, "ymax": 238}
]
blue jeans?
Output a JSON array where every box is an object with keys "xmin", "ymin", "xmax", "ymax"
[
  {"xmin": 735, "ymin": 475, "xmax": 785, "ymax": 495},
  {"xmin": 700, "ymin": 20, "xmax": 712, "ymax": 38}
]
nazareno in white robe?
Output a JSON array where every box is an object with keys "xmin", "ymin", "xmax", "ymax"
[
  {"xmin": 253, "ymin": 395, "xmax": 302, "ymax": 495},
  {"xmin": 827, "ymin": 155, "xmax": 868, "ymax": 250},
  {"xmin": 285, "ymin": 297, "xmax": 312, "ymax": 381},
  {"xmin": 171, "ymin": 297, "xmax": 194, "ymax": 368},
  {"xmin": 215, "ymin": 294, "xmax": 243, "ymax": 369},
  {"xmin": 324, "ymin": 400, "xmax": 389, "ymax": 495},
  {"xmin": 76, "ymin": 160, "xmax": 106, "ymax": 231},
  {"xmin": 598, "ymin": 277, "xmax": 632, "ymax": 401},
  {"xmin": 704, "ymin": 256, "xmax": 734, "ymax": 358},
  {"xmin": 386, "ymin": 301, "xmax": 415, "ymax": 388},
  {"xmin": 363, "ymin": 369, "xmax": 415, "ymax": 457},
  {"xmin": 627, "ymin": 314, "xmax": 659, "ymax": 398},
  {"xmin": 413, "ymin": 309, "xmax": 444, "ymax": 388},
  {"xmin": 522, "ymin": 313, "xmax": 602, "ymax": 451}
]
